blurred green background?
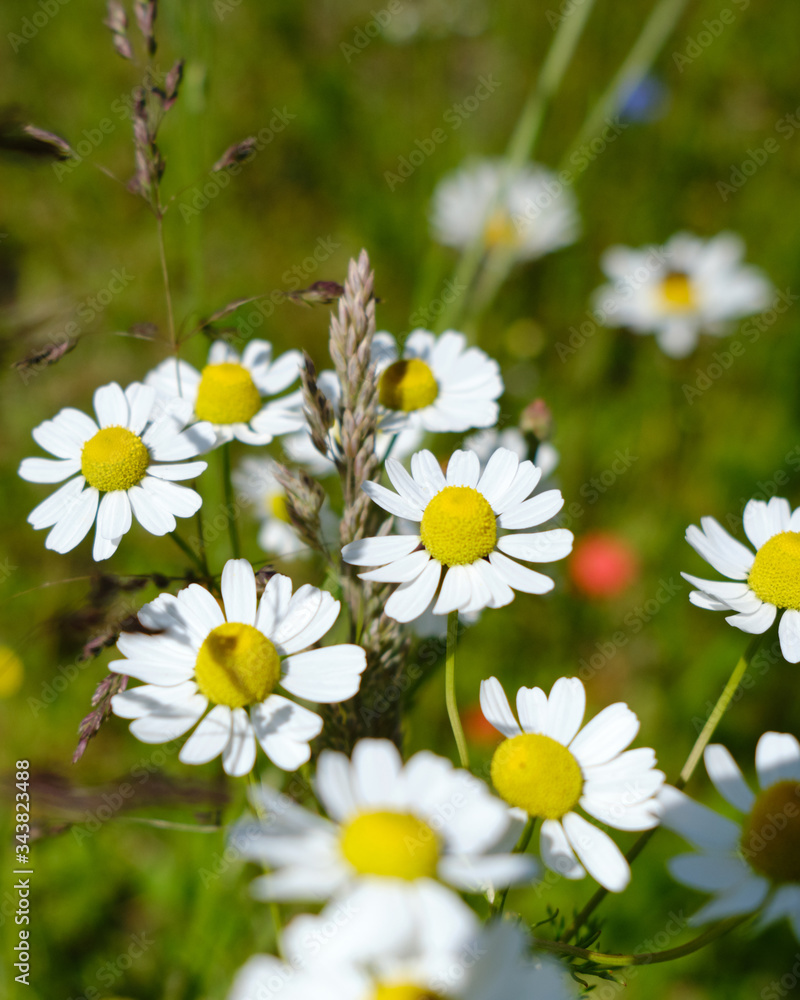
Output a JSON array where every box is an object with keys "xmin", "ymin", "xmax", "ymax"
[{"xmin": 2, "ymin": 1, "xmax": 800, "ymax": 997}]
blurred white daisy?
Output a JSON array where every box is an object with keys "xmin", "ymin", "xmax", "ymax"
[
  {"xmin": 373, "ymin": 330, "xmax": 502, "ymax": 435},
  {"xmin": 593, "ymin": 232, "xmax": 772, "ymax": 358},
  {"xmin": 480, "ymin": 675, "xmax": 664, "ymax": 892},
  {"xmin": 430, "ymin": 159, "xmax": 580, "ymax": 262},
  {"xmin": 283, "ymin": 369, "xmax": 423, "ymax": 477},
  {"xmin": 146, "ymin": 339, "xmax": 304, "ymax": 448},
  {"xmin": 18, "ymin": 381, "xmax": 213, "ymax": 561},
  {"xmin": 342, "ymin": 447, "xmax": 573, "ymax": 623},
  {"xmin": 232, "ymin": 457, "xmax": 337, "ymax": 559},
  {"xmin": 232, "ymin": 738, "xmax": 536, "ymax": 924},
  {"xmin": 660, "ymin": 732, "xmax": 800, "ymax": 937},
  {"xmin": 683, "ymin": 496, "xmax": 800, "ymax": 663},
  {"xmin": 228, "ymin": 917, "xmax": 577, "ymax": 1000},
  {"xmin": 110, "ymin": 560, "xmax": 366, "ymax": 775}
]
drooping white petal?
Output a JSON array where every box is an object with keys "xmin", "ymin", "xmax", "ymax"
[
  {"xmin": 479, "ymin": 677, "xmax": 522, "ymax": 738},
  {"xmin": 562, "ymin": 811, "xmax": 630, "ymax": 892},
  {"xmin": 384, "ymin": 560, "xmax": 442, "ymax": 622},
  {"xmin": 96, "ymin": 490, "xmax": 132, "ymax": 540},
  {"xmin": 179, "ymin": 705, "xmax": 233, "ymax": 764},
  {"xmin": 45, "ymin": 488, "xmax": 99, "ymax": 553},
  {"xmin": 779, "ymin": 610, "xmax": 800, "ymax": 664},
  {"xmin": 725, "ymin": 602, "xmax": 776, "ymax": 635}
]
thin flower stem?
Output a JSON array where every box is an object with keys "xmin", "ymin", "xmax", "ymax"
[
  {"xmin": 248, "ymin": 773, "xmax": 285, "ymax": 952},
  {"xmin": 535, "ymin": 916, "xmax": 746, "ymax": 968},
  {"xmin": 194, "ymin": 506, "xmax": 211, "ymax": 577},
  {"xmin": 168, "ymin": 530, "xmax": 207, "ymax": 574},
  {"xmin": 222, "ymin": 442, "xmax": 241, "ymax": 559},
  {"xmin": 563, "ymin": 634, "xmax": 763, "ymax": 943},
  {"xmin": 156, "ymin": 212, "xmax": 177, "ymax": 351},
  {"xmin": 437, "ymin": 0, "xmax": 597, "ymax": 333},
  {"xmin": 445, "ymin": 610, "xmax": 469, "ymax": 768},
  {"xmin": 494, "ymin": 816, "xmax": 536, "ymax": 916}
]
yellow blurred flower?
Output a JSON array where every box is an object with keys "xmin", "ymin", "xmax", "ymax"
[{"xmin": 0, "ymin": 645, "xmax": 23, "ymax": 698}]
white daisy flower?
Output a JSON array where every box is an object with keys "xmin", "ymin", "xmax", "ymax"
[
  {"xmin": 231, "ymin": 738, "xmax": 537, "ymax": 927},
  {"xmin": 18, "ymin": 381, "xmax": 213, "ymax": 561},
  {"xmin": 232, "ymin": 457, "xmax": 337, "ymax": 560},
  {"xmin": 682, "ymin": 496, "xmax": 800, "ymax": 663},
  {"xmin": 341, "ymin": 447, "xmax": 573, "ymax": 623},
  {"xmin": 109, "ymin": 560, "xmax": 367, "ymax": 775},
  {"xmin": 659, "ymin": 732, "xmax": 800, "ymax": 938},
  {"xmin": 283, "ymin": 369, "xmax": 424, "ymax": 477},
  {"xmin": 145, "ymin": 339, "xmax": 305, "ymax": 448},
  {"xmin": 593, "ymin": 231, "xmax": 773, "ymax": 358},
  {"xmin": 229, "ymin": 917, "xmax": 578, "ymax": 1000},
  {"xmin": 430, "ymin": 159, "xmax": 580, "ymax": 262},
  {"xmin": 480, "ymin": 675, "xmax": 664, "ymax": 892},
  {"xmin": 372, "ymin": 330, "xmax": 502, "ymax": 436}
]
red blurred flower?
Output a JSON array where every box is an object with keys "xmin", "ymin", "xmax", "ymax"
[{"xmin": 570, "ymin": 532, "xmax": 639, "ymax": 598}]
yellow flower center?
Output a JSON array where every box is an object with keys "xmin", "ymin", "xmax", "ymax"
[
  {"xmin": 659, "ymin": 271, "xmax": 696, "ymax": 311},
  {"xmin": 269, "ymin": 494, "xmax": 290, "ymax": 523},
  {"xmin": 420, "ymin": 486, "xmax": 497, "ymax": 566},
  {"xmin": 0, "ymin": 646, "xmax": 24, "ymax": 698},
  {"xmin": 740, "ymin": 780, "xmax": 800, "ymax": 883},
  {"xmin": 373, "ymin": 985, "xmax": 443, "ymax": 1000},
  {"xmin": 340, "ymin": 810, "xmax": 440, "ymax": 881},
  {"xmin": 194, "ymin": 362, "xmax": 262, "ymax": 425},
  {"xmin": 748, "ymin": 531, "xmax": 800, "ymax": 611},
  {"xmin": 491, "ymin": 733, "xmax": 584, "ymax": 820},
  {"xmin": 484, "ymin": 208, "xmax": 520, "ymax": 249},
  {"xmin": 378, "ymin": 359, "xmax": 439, "ymax": 412},
  {"xmin": 80, "ymin": 426, "xmax": 150, "ymax": 492},
  {"xmin": 194, "ymin": 622, "xmax": 280, "ymax": 709}
]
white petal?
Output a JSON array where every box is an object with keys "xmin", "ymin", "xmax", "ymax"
[
  {"xmin": 272, "ymin": 586, "xmax": 340, "ymax": 654},
  {"xmin": 179, "ymin": 584, "xmax": 226, "ymax": 631},
  {"xmin": 109, "ymin": 656, "xmax": 194, "ymax": 685},
  {"xmin": 116, "ymin": 629, "xmax": 197, "ymax": 668},
  {"xmin": 755, "ymin": 732, "xmax": 800, "ymax": 789},
  {"xmin": 251, "ymin": 695, "xmax": 322, "ymax": 771},
  {"xmin": 689, "ymin": 877, "xmax": 769, "ymax": 925},
  {"xmin": 19, "ymin": 457, "xmax": 81, "ymax": 483},
  {"xmin": 544, "ymin": 677, "xmax": 585, "ymax": 744},
  {"xmin": 222, "ymin": 709, "xmax": 258, "ymax": 776},
  {"xmin": 316, "ymin": 750, "xmax": 358, "ymax": 821},
  {"xmin": 562, "ymin": 812, "xmax": 630, "ymax": 892},
  {"xmin": 147, "ymin": 461, "xmax": 207, "ymax": 482},
  {"xmin": 362, "ymin": 480, "xmax": 424, "ymax": 520},
  {"xmin": 657, "ymin": 785, "xmax": 740, "ymax": 851},
  {"xmin": 497, "ymin": 529, "xmax": 574, "ymax": 563},
  {"xmin": 32, "ymin": 419, "xmax": 83, "ymax": 459},
  {"xmin": 758, "ymin": 884, "xmax": 800, "ymax": 932},
  {"xmin": 28, "ymin": 476, "xmax": 86, "ymax": 529},
  {"xmin": 744, "ymin": 498, "xmax": 789, "ymax": 550},
  {"xmin": 669, "ymin": 852, "xmax": 751, "ymax": 893},
  {"xmin": 179, "ymin": 705, "xmax": 233, "ymax": 764},
  {"xmin": 221, "ymin": 558, "xmax": 257, "ymax": 625},
  {"xmin": 351, "ymin": 738, "xmax": 403, "ymax": 806},
  {"xmin": 384, "ymin": 560, "xmax": 442, "ymax": 622},
  {"xmin": 342, "ymin": 534, "xmax": 420, "ymax": 567},
  {"xmin": 358, "ymin": 549, "xmax": 431, "ymax": 583},
  {"xmin": 516, "ymin": 685, "xmax": 548, "ymax": 734},
  {"xmin": 497, "ymin": 488, "xmax": 564, "ymax": 530},
  {"xmin": 410, "ymin": 450, "xmax": 446, "ymax": 494},
  {"xmin": 471, "ymin": 558, "xmax": 515, "ymax": 609},
  {"xmin": 492, "ymin": 461, "xmax": 542, "ymax": 514},
  {"xmin": 45, "ymin": 407, "xmax": 98, "ymax": 449},
  {"xmin": 124, "ymin": 382, "xmax": 156, "ymax": 434},
  {"xmin": 725, "ymin": 602, "xmax": 776, "ymax": 634},
  {"xmin": 127, "ymin": 484, "xmax": 175, "ymax": 535},
  {"xmin": 93, "ymin": 530, "xmax": 121, "ymax": 562},
  {"xmin": 140, "ymin": 476, "xmax": 202, "ymax": 519},
  {"xmin": 384, "ymin": 457, "xmax": 431, "ymax": 509},
  {"xmin": 93, "ymin": 382, "xmax": 129, "ymax": 427},
  {"xmin": 479, "ymin": 677, "xmax": 521, "ymax": 737},
  {"xmin": 680, "ymin": 573, "xmax": 762, "ymax": 614},
  {"xmin": 476, "ymin": 448, "xmax": 519, "ymax": 508},
  {"xmin": 255, "ymin": 574, "xmax": 293, "ymax": 637},
  {"xmin": 111, "ymin": 680, "xmax": 199, "ymax": 718},
  {"xmin": 685, "ymin": 520, "xmax": 753, "ymax": 580},
  {"xmin": 439, "ymin": 853, "xmax": 538, "ymax": 892},
  {"xmin": 779, "ymin": 610, "xmax": 800, "ymax": 663},
  {"xmin": 488, "ymin": 551, "xmax": 553, "ymax": 594},
  {"xmin": 445, "ymin": 449, "xmax": 481, "ymax": 487},
  {"xmin": 432, "ymin": 565, "xmax": 472, "ymax": 615},
  {"xmin": 96, "ymin": 490, "xmax": 132, "ymax": 540},
  {"xmin": 569, "ymin": 703, "xmax": 639, "ymax": 768},
  {"xmin": 128, "ymin": 694, "xmax": 207, "ymax": 743},
  {"xmin": 579, "ymin": 797, "xmax": 661, "ymax": 831},
  {"xmin": 704, "ymin": 744, "xmax": 754, "ymax": 812},
  {"xmin": 280, "ymin": 645, "xmax": 367, "ymax": 703},
  {"xmin": 45, "ymin": 488, "xmax": 99, "ymax": 553},
  {"xmin": 539, "ymin": 818, "xmax": 586, "ymax": 880}
]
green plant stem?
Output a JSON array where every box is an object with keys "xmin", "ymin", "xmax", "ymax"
[
  {"xmin": 535, "ymin": 916, "xmax": 746, "ymax": 968},
  {"xmin": 445, "ymin": 611, "xmax": 469, "ymax": 768},
  {"xmin": 222, "ymin": 442, "xmax": 241, "ymax": 559},
  {"xmin": 437, "ymin": 0, "xmax": 597, "ymax": 333},
  {"xmin": 562, "ymin": 634, "xmax": 763, "ymax": 943},
  {"xmin": 560, "ymin": 0, "xmax": 691, "ymax": 169},
  {"xmin": 168, "ymin": 530, "xmax": 207, "ymax": 574},
  {"xmin": 156, "ymin": 211, "xmax": 177, "ymax": 350},
  {"xmin": 194, "ymin": 506, "xmax": 211, "ymax": 577}
]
